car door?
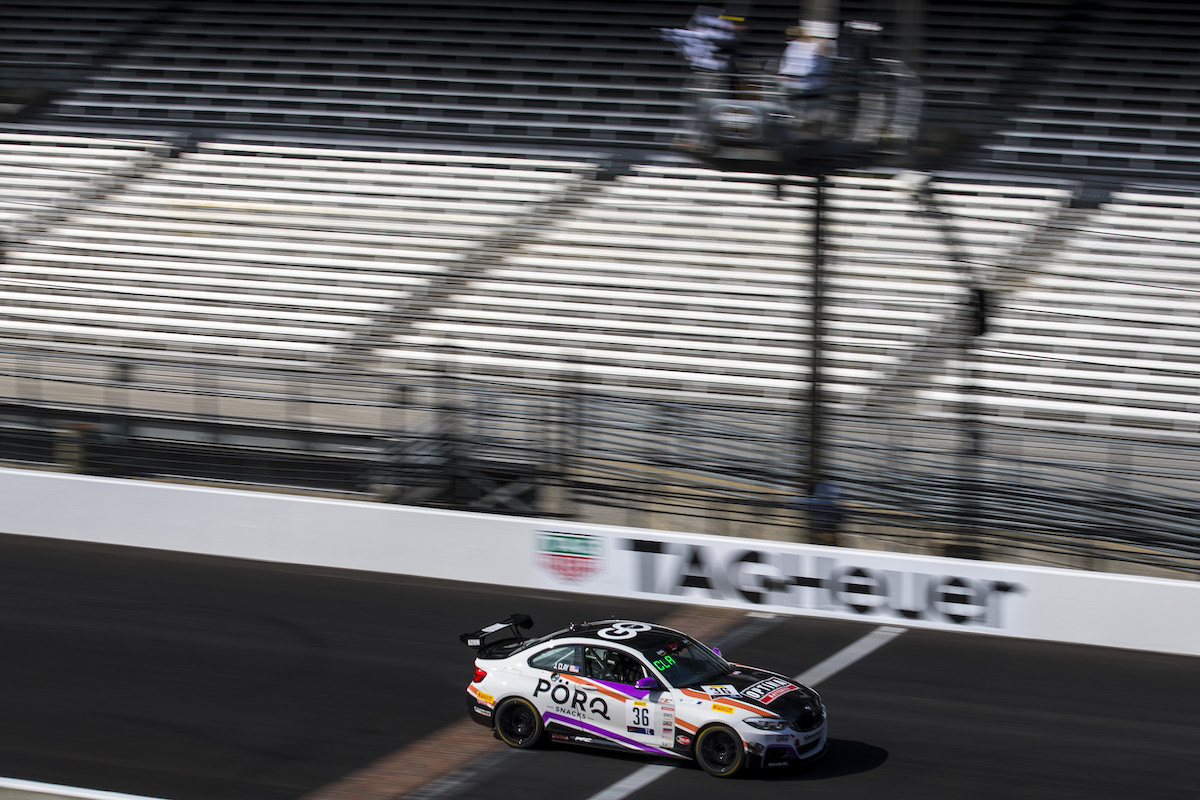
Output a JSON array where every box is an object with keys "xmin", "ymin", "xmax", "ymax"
[
  {"xmin": 525, "ymin": 643, "xmax": 620, "ymax": 740},
  {"xmin": 581, "ymin": 643, "xmax": 676, "ymax": 751}
]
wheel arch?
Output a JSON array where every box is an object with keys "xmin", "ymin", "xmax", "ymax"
[
  {"xmin": 692, "ymin": 720, "xmax": 750, "ymax": 778},
  {"xmin": 492, "ymin": 694, "xmax": 546, "ymax": 749}
]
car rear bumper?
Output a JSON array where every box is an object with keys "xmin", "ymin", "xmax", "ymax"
[{"xmin": 465, "ymin": 691, "xmax": 495, "ymax": 727}]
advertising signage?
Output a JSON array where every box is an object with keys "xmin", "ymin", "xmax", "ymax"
[{"xmin": 533, "ymin": 526, "xmax": 1031, "ymax": 635}]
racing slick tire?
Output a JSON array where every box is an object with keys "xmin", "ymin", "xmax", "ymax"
[
  {"xmin": 693, "ymin": 724, "xmax": 746, "ymax": 778},
  {"xmin": 494, "ymin": 697, "xmax": 544, "ymax": 749}
]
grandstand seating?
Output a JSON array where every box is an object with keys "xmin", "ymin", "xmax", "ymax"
[
  {"xmin": 895, "ymin": 0, "xmax": 1072, "ymax": 113},
  {"xmin": 980, "ymin": 0, "xmax": 1200, "ymax": 178},
  {"xmin": 381, "ymin": 164, "xmax": 1071, "ymax": 405},
  {"xmin": 0, "ymin": 1, "xmax": 158, "ymax": 85},
  {"xmin": 42, "ymin": 0, "xmax": 702, "ymax": 145},
  {"xmin": 967, "ymin": 189, "xmax": 1200, "ymax": 433},
  {"xmin": 0, "ymin": 136, "xmax": 594, "ymax": 365},
  {"xmin": 14, "ymin": 0, "xmax": 1195, "ymax": 180},
  {"xmin": 0, "ymin": 127, "xmax": 169, "ymax": 230},
  {"xmin": 0, "ymin": 2, "xmax": 1196, "ymax": 464}
]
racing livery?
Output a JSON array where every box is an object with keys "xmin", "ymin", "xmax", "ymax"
[{"xmin": 462, "ymin": 615, "xmax": 827, "ymax": 777}]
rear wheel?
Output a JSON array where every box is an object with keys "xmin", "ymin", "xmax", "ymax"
[
  {"xmin": 494, "ymin": 697, "xmax": 543, "ymax": 748},
  {"xmin": 694, "ymin": 724, "xmax": 746, "ymax": 777}
]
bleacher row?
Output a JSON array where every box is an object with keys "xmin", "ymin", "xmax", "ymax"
[
  {"xmin": 3, "ymin": 0, "xmax": 1197, "ymax": 177},
  {"xmin": 977, "ymin": 0, "xmax": 1200, "ymax": 179},
  {"xmin": 2, "ymin": 128, "xmax": 1199, "ymax": 439}
]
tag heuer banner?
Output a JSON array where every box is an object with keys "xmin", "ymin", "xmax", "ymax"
[{"xmin": 532, "ymin": 524, "xmax": 1033, "ymax": 636}]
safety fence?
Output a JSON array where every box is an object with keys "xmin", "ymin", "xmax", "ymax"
[{"xmin": 0, "ymin": 346, "xmax": 1196, "ymax": 579}]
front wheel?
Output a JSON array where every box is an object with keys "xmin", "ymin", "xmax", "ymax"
[
  {"xmin": 494, "ymin": 697, "xmax": 543, "ymax": 749},
  {"xmin": 694, "ymin": 724, "xmax": 746, "ymax": 777}
]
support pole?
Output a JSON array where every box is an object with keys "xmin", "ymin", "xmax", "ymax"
[
  {"xmin": 914, "ymin": 178, "xmax": 985, "ymax": 559},
  {"xmin": 806, "ymin": 172, "xmax": 827, "ymax": 498}
]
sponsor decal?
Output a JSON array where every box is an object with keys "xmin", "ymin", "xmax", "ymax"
[
  {"xmin": 534, "ymin": 678, "xmax": 611, "ymax": 720},
  {"xmin": 535, "ymin": 531, "xmax": 605, "ymax": 584},
  {"xmin": 473, "ymin": 706, "xmax": 492, "ymax": 717},
  {"xmin": 474, "ymin": 690, "xmax": 495, "ymax": 707},
  {"xmin": 627, "ymin": 700, "xmax": 653, "ymax": 735},
  {"xmin": 676, "ymin": 734, "xmax": 692, "ymax": 746},
  {"xmin": 597, "ymin": 621, "xmax": 651, "ymax": 640},
  {"xmin": 743, "ymin": 677, "xmax": 798, "ymax": 705},
  {"xmin": 712, "ymin": 703, "xmax": 734, "ymax": 714},
  {"xmin": 621, "ymin": 539, "xmax": 1025, "ymax": 628}
]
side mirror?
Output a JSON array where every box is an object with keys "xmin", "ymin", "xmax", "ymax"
[{"xmin": 635, "ymin": 676, "xmax": 659, "ymax": 691}]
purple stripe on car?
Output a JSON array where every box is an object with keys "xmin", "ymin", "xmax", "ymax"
[
  {"xmin": 543, "ymin": 712, "xmax": 675, "ymax": 756},
  {"xmin": 586, "ymin": 678, "xmax": 653, "ymax": 700}
]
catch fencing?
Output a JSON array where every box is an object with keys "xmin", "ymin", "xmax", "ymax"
[{"xmin": 0, "ymin": 346, "xmax": 1197, "ymax": 579}]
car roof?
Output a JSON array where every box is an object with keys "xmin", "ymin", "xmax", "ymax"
[{"xmin": 542, "ymin": 620, "xmax": 692, "ymax": 652}]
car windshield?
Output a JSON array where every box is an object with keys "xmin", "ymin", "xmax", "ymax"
[{"xmin": 639, "ymin": 637, "xmax": 732, "ymax": 687}]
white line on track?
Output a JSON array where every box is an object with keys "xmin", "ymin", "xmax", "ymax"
[
  {"xmin": 0, "ymin": 777, "xmax": 171, "ymax": 800},
  {"xmin": 794, "ymin": 624, "xmax": 907, "ymax": 687},
  {"xmin": 581, "ymin": 623, "xmax": 907, "ymax": 800},
  {"xmin": 583, "ymin": 764, "xmax": 675, "ymax": 800}
]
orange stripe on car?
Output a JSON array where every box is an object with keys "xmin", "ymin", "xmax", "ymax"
[
  {"xmin": 679, "ymin": 687, "xmax": 778, "ymax": 717},
  {"xmin": 722, "ymin": 697, "xmax": 779, "ymax": 717},
  {"xmin": 562, "ymin": 674, "xmax": 633, "ymax": 703}
]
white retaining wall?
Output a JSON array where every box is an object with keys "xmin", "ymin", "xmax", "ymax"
[{"xmin": 2, "ymin": 468, "xmax": 1197, "ymax": 656}]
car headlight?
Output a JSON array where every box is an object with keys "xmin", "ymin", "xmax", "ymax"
[{"xmin": 743, "ymin": 716, "xmax": 788, "ymax": 731}]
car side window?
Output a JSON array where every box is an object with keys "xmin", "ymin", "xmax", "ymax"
[
  {"xmin": 583, "ymin": 645, "xmax": 647, "ymax": 685},
  {"xmin": 528, "ymin": 644, "xmax": 581, "ymax": 674}
]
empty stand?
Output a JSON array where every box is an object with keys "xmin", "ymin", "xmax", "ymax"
[
  {"xmin": 379, "ymin": 164, "xmax": 1069, "ymax": 406},
  {"xmin": 981, "ymin": 0, "xmax": 1200, "ymax": 178},
  {"xmin": 958, "ymin": 188, "xmax": 1200, "ymax": 434},
  {"xmin": 0, "ymin": 127, "xmax": 169, "ymax": 230},
  {"xmin": 0, "ymin": 0, "xmax": 159, "ymax": 85},
  {"xmin": 42, "ymin": 0, "xmax": 712, "ymax": 145},
  {"xmin": 0, "ymin": 136, "xmax": 594, "ymax": 366}
]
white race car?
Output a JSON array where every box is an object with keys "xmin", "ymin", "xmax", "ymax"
[{"xmin": 462, "ymin": 615, "xmax": 827, "ymax": 777}]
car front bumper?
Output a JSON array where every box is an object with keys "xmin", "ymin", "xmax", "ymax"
[{"xmin": 747, "ymin": 726, "xmax": 828, "ymax": 769}]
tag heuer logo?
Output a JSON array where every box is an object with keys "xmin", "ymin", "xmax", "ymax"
[{"xmin": 535, "ymin": 531, "xmax": 605, "ymax": 584}]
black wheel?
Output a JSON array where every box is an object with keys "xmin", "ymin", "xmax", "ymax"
[
  {"xmin": 694, "ymin": 724, "xmax": 746, "ymax": 777},
  {"xmin": 494, "ymin": 697, "xmax": 543, "ymax": 749}
]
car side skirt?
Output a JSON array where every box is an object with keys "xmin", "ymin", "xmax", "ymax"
[{"xmin": 544, "ymin": 717, "xmax": 688, "ymax": 760}]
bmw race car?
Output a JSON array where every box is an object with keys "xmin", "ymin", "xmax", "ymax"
[{"xmin": 461, "ymin": 615, "xmax": 827, "ymax": 777}]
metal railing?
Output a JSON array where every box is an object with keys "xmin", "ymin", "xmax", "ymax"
[{"xmin": 0, "ymin": 346, "xmax": 1197, "ymax": 579}]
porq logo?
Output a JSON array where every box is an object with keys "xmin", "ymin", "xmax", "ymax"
[{"xmin": 534, "ymin": 530, "xmax": 606, "ymax": 584}]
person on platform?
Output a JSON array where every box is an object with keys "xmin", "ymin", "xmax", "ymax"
[{"xmin": 779, "ymin": 25, "xmax": 832, "ymax": 96}]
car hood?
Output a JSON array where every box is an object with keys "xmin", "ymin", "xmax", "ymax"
[{"xmin": 689, "ymin": 667, "xmax": 825, "ymax": 731}]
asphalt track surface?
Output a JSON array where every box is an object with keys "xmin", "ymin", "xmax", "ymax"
[{"xmin": 1, "ymin": 533, "xmax": 1197, "ymax": 800}]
